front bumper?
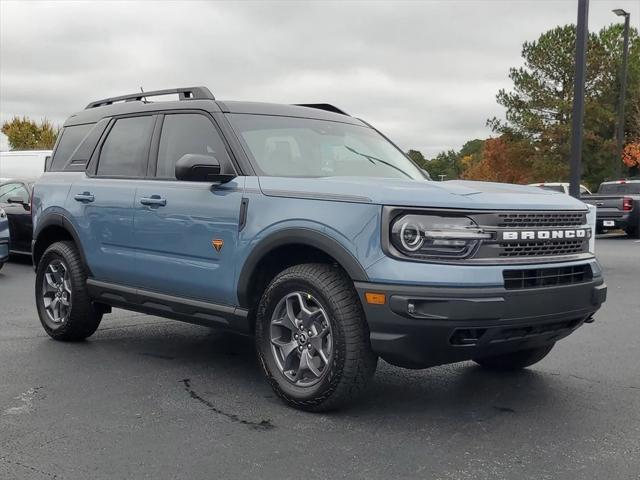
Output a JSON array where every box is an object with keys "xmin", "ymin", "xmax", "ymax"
[{"xmin": 355, "ymin": 278, "xmax": 606, "ymax": 369}]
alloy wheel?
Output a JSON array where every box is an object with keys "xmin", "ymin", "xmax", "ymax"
[
  {"xmin": 269, "ymin": 291, "xmax": 334, "ymax": 387},
  {"xmin": 42, "ymin": 259, "xmax": 72, "ymax": 325}
]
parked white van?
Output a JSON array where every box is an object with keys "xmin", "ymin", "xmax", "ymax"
[{"xmin": 0, "ymin": 150, "xmax": 52, "ymax": 181}]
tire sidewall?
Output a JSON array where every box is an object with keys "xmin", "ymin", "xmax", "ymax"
[{"xmin": 256, "ymin": 274, "xmax": 348, "ymax": 403}]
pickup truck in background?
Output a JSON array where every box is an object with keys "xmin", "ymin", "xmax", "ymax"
[{"xmin": 582, "ymin": 179, "xmax": 640, "ymax": 238}]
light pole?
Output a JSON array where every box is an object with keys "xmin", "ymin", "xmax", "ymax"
[
  {"xmin": 613, "ymin": 8, "xmax": 631, "ymax": 179},
  {"xmin": 569, "ymin": 0, "xmax": 589, "ymax": 199}
]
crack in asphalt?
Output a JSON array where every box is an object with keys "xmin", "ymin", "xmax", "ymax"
[{"xmin": 180, "ymin": 378, "xmax": 274, "ymax": 431}]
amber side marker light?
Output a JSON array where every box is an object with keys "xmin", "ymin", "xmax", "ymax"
[{"xmin": 365, "ymin": 292, "xmax": 386, "ymax": 305}]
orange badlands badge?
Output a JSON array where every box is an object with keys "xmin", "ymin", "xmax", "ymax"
[{"xmin": 212, "ymin": 239, "xmax": 224, "ymax": 252}]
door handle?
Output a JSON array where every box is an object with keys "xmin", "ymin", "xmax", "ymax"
[
  {"xmin": 140, "ymin": 195, "xmax": 167, "ymax": 207},
  {"xmin": 74, "ymin": 192, "xmax": 95, "ymax": 203}
]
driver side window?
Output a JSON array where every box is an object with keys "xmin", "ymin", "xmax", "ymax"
[{"xmin": 156, "ymin": 114, "xmax": 230, "ymax": 179}]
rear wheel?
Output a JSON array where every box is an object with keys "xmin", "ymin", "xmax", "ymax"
[
  {"xmin": 35, "ymin": 241, "xmax": 102, "ymax": 341},
  {"xmin": 473, "ymin": 344, "xmax": 554, "ymax": 370},
  {"xmin": 255, "ymin": 263, "xmax": 377, "ymax": 411}
]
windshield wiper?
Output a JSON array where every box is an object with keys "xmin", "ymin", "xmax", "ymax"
[{"xmin": 344, "ymin": 145, "xmax": 412, "ymax": 179}]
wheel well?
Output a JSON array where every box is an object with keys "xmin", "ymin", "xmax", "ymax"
[
  {"xmin": 245, "ymin": 243, "xmax": 345, "ymax": 316},
  {"xmin": 33, "ymin": 225, "xmax": 74, "ymax": 268}
]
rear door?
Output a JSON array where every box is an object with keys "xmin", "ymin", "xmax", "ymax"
[
  {"xmin": 67, "ymin": 115, "xmax": 156, "ymax": 284},
  {"xmin": 132, "ymin": 112, "xmax": 244, "ymax": 305}
]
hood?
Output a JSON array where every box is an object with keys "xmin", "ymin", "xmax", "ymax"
[{"xmin": 257, "ymin": 177, "xmax": 588, "ymax": 211}]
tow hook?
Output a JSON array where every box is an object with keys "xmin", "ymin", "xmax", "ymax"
[{"xmin": 584, "ymin": 316, "xmax": 595, "ymax": 324}]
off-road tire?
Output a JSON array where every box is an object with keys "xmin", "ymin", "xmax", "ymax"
[
  {"xmin": 35, "ymin": 241, "xmax": 102, "ymax": 341},
  {"xmin": 473, "ymin": 344, "xmax": 554, "ymax": 370},
  {"xmin": 255, "ymin": 263, "xmax": 377, "ymax": 411}
]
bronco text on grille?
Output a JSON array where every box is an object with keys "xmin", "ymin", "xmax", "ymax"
[{"xmin": 470, "ymin": 210, "xmax": 591, "ymax": 261}]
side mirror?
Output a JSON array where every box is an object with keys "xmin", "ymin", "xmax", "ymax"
[
  {"xmin": 7, "ymin": 197, "xmax": 30, "ymax": 211},
  {"xmin": 175, "ymin": 154, "xmax": 236, "ymax": 183}
]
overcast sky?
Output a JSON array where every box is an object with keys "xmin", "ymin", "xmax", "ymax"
[{"xmin": 1, "ymin": 0, "xmax": 638, "ymax": 155}]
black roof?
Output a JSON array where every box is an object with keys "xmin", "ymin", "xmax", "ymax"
[{"xmin": 65, "ymin": 86, "xmax": 364, "ymax": 127}]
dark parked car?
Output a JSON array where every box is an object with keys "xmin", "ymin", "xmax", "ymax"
[
  {"xmin": 582, "ymin": 179, "xmax": 640, "ymax": 237},
  {"xmin": 0, "ymin": 179, "xmax": 34, "ymax": 254}
]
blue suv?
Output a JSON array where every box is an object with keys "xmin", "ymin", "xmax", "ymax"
[{"xmin": 32, "ymin": 87, "xmax": 607, "ymax": 410}]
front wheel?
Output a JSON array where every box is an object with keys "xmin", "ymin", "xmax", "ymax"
[
  {"xmin": 35, "ymin": 241, "xmax": 102, "ymax": 341},
  {"xmin": 473, "ymin": 344, "xmax": 554, "ymax": 370},
  {"xmin": 255, "ymin": 263, "xmax": 377, "ymax": 411}
]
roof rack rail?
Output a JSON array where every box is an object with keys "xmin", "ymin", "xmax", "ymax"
[
  {"xmin": 294, "ymin": 103, "xmax": 349, "ymax": 116},
  {"xmin": 85, "ymin": 86, "xmax": 215, "ymax": 109}
]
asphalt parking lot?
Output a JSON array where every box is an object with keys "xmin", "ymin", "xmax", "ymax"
[{"xmin": 0, "ymin": 234, "xmax": 638, "ymax": 480}]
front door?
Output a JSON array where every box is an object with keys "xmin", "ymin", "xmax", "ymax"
[{"xmin": 132, "ymin": 112, "xmax": 244, "ymax": 306}]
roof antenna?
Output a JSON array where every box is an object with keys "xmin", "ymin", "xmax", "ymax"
[{"xmin": 140, "ymin": 86, "xmax": 148, "ymax": 103}]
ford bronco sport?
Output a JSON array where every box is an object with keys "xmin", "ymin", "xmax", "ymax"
[{"xmin": 32, "ymin": 87, "xmax": 607, "ymax": 411}]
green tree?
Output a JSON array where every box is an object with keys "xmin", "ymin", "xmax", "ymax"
[
  {"xmin": 425, "ymin": 150, "xmax": 462, "ymax": 180},
  {"xmin": 406, "ymin": 149, "xmax": 428, "ymax": 169},
  {"xmin": 489, "ymin": 24, "xmax": 640, "ymax": 187},
  {"xmin": 1, "ymin": 116, "xmax": 59, "ymax": 150}
]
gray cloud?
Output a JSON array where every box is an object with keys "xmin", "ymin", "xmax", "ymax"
[{"xmin": 1, "ymin": 0, "xmax": 638, "ymax": 155}]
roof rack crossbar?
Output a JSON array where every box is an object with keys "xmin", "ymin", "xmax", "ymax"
[
  {"xmin": 294, "ymin": 103, "xmax": 350, "ymax": 116},
  {"xmin": 85, "ymin": 86, "xmax": 215, "ymax": 109}
]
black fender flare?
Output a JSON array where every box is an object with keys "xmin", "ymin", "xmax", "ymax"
[
  {"xmin": 32, "ymin": 212, "xmax": 91, "ymax": 274},
  {"xmin": 236, "ymin": 228, "xmax": 369, "ymax": 307}
]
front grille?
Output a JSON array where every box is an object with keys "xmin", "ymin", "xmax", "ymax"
[
  {"xmin": 498, "ymin": 239, "xmax": 585, "ymax": 257},
  {"xmin": 497, "ymin": 212, "xmax": 586, "ymax": 228},
  {"xmin": 503, "ymin": 264, "xmax": 592, "ymax": 290}
]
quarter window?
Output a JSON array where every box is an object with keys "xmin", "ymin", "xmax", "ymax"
[
  {"xmin": 50, "ymin": 123, "xmax": 93, "ymax": 171},
  {"xmin": 156, "ymin": 114, "xmax": 230, "ymax": 179},
  {"xmin": 97, "ymin": 116, "xmax": 155, "ymax": 177}
]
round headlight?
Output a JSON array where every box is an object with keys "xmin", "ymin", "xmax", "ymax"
[{"xmin": 400, "ymin": 222, "xmax": 424, "ymax": 251}]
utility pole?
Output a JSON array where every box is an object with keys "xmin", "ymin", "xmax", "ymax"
[
  {"xmin": 613, "ymin": 9, "xmax": 631, "ymax": 179},
  {"xmin": 569, "ymin": 0, "xmax": 589, "ymax": 199}
]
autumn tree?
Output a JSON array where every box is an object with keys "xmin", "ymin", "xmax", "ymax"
[
  {"xmin": 1, "ymin": 116, "xmax": 59, "ymax": 150},
  {"xmin": 462, "ymin": 135, "xmax": 536, "ymax": 184},
  {"xmin": 489, "ymin": 24, "xmax": 640, "ymax": 187}
]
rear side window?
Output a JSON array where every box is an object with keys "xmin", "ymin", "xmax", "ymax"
[
  {"xmin": 156, "ymin": 114, "xmax": 230, "ymax": 179},
  {"xmin": 97, "ymin": 116, "xmax": 155, "ymax": 177},
  {"xmin": 50, "ymin": 124, "xmax": 93, "ymax": 171}
]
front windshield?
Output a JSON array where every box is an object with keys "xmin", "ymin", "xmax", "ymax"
[{"xmin": 229, "ymin": 114, "xmax": 425, "ymax": 179}]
